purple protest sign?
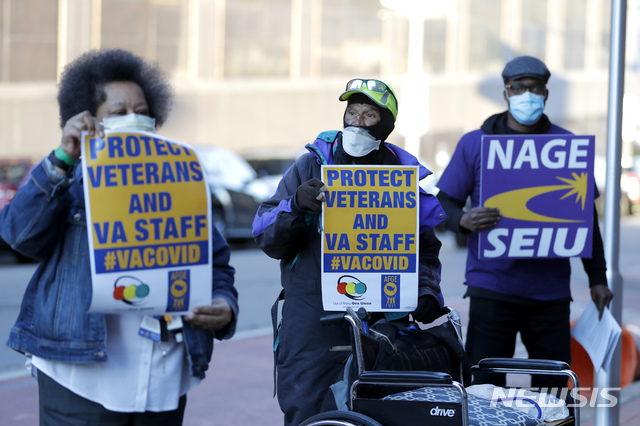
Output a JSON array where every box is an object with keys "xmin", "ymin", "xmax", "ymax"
[{"xmin": 479, "ymin": 134, "xmax": 595, "ymax": 259}]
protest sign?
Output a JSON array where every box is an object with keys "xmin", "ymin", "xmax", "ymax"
[
  {"xmin": 81, "ymin": 130, "xmax": 212, "ymax": 315},
  {"xmin": 321, "ymin": 165, "xmax": 419, "ymax": 312},
  {"xmin": 479, "ymin": 134, "xmax": 595, "ymax": 259}
]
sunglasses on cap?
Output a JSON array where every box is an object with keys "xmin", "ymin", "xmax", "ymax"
[{"xmin": 340, "ymin": 78, "xmax": 398, "ymax": 120}]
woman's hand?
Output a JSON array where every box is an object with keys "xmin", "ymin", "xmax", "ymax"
[
  {"xmin": 60, "ymin": 111, "xmax": 104, "ymax": 160},
  {"xmin": 184, "ymin": 298, "xmax": 233, "ymax": 331}
]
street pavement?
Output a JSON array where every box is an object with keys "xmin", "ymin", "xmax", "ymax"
[
  {"xmin": 2, "ymin": 328, "xmax": 640, "ymax": 425},
  {"xmin": 2, "ymin": 217, "xmax": 640, "ymax": 425}
]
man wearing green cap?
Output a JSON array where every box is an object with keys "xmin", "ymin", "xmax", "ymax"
[{"xmin": 253, "ymin": 79, "xmax": 446, "ymax": 425}]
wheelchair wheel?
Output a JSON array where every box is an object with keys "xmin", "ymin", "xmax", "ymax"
[{"xmin": 298, "ymin": 410, "xmax": 383, "ymax": 426}]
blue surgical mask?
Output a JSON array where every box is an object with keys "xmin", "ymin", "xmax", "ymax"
[{"xmin": 507, "ymin": 91, "xmax": 545, "ymax": 125}]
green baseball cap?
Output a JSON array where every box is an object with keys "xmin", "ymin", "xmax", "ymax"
[{"xmin": 339, "ymin": 79, "xmax": 398, "ymax": 120}]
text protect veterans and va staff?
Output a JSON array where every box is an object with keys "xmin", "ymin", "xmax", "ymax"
[{"xmin": 86, "ymin": 134, "xmax": 208, "ymax": 272}]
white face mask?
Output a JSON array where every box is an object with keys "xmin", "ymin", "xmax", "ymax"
[
  {"xmin": 101, "ymin": 113, "xmax": 156, "ymax": 133},
  {"xmin": 342, "ymin": 127, "xmax": 381, "ymax": 157}
]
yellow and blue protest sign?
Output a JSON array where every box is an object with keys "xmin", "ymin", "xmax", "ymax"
[
  {"xmin": 479, "ymin": 134, "xmax": 595, "ymax": 259},
  {"xmin": 321, "ymin": 165, "xmax": 420, "ymax": 312},
  {"xmin": 81, "ymin": 130, "xmax": 212, "ymax": 315}
]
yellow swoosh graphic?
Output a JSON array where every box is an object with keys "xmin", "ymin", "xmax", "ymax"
[{"xmin": 484, "ymin": 173, "xmax": 588, "ymax": 223}]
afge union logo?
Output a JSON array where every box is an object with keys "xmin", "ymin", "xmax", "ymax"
[
  {"xmin": 167, "ymin": 269, "xmax": 190, "ymax": 312},
  {"xmin": 381, "ymin": 274, "xmax": 400, "ymax": 309}
]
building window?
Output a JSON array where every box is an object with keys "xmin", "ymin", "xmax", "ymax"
[
  {"xmin": 225, "ymin": 0, "xmax": 291, "ymax": 78},
  {"xmin": 1, "ymin": 0, "xmax": 58, "ymax": 82}
]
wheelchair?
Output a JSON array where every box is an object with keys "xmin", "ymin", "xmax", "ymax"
[{"xmin": 299, "ymin": 307, "xmax": 580, "ymax": 426}]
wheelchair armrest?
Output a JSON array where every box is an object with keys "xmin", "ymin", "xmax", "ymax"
[
  {"xmin": 473, "ymin": 358, "xmax": 571, "ymax": 372},
  {"xmin": 358, "ymin": 370, "xmax": 453, "ymax": 385},
  {"xmin": 472, "ymin": 358, "xmax": 580, "ymax": 426}
]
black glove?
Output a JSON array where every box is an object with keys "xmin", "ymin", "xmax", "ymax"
[
  {"xmin": 295, "ymin": 178, "xmax": 327, "ymax": 213},
  {"xmin": 411, "ymin": 296, "xmax": 442, "ymax": 324}
]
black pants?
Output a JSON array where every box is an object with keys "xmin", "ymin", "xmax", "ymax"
[
  {"xmin": 466, "ymin": 297, "xmax": 571, "ymax": 390},
  {"xmin": 38, "ymin": 371, "xmax": 187, "ymax": 426}
]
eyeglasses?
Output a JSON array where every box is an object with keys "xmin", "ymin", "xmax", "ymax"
[
  {"xmin": 344, "ymin": 79, "xmax": 398, "ymax": 118},
  {"xmin": 505, "ymin": 83, "xmax": 546, "ymax": 96}
]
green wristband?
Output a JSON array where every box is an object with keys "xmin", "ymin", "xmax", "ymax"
[{"xmin": 54, "ymin": 147, "xmax": 78, "ymax": 166}]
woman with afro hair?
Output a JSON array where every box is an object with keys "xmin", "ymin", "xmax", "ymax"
[{"xmin": 0, "ymin": 49, "xmax": 238, "ymax": 425}]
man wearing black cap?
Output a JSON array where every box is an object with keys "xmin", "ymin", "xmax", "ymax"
[
  {"xmin": 436, "ymin": 56, "xmax": 613, "ymax": 391},
  {"xmin": 253, "ymin": 79, "xmax": 446, "ymax": 425}
]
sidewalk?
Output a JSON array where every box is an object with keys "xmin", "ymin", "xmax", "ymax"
[
  {"xmin": 0, "ymin": 330, "xmax": 282, "ymax": 426},
  {"xmin": 2, "ymin": 329, "xmax": 640, "ymax": 425}
]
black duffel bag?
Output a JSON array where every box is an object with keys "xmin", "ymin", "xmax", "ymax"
[{"xmin": 359, "ymin": 319, "xmax": 471, "ymax": 386}]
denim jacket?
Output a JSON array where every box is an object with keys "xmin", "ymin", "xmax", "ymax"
[{"xmin": 0, "ymin": 158, "xmax": 238, "ymax": 379}]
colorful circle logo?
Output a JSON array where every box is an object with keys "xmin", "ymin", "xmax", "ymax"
[
  {"xmin": 337, "ymin": 275, "xmax": 367, "ymax": 300},
  {"xmin": 113, "ymin": 276, "xmax": 150, "ymax": 306}
]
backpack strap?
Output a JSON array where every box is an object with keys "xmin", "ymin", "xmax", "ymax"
[
  {"xmin": 317, "ymin": 130, "xmax": 340, "ymax": 143},
  {"xmin": 271, "ymin": 289, "xmax": 285, "ymax": 397},
  {"xmin": 306, "ymin": 130, "xmax": 341, "ymax": 166}
]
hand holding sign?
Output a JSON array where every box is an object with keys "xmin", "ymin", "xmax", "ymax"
[
  {"xmin": 62, "ymin": 111, "xmax": 104, "ymax": 160},
  {"xmin": 296, "ymin": 178, "xmax": 328, "ymax": 213},
  {"xmin": 184, "ymin": 298, "xmax": 233, "ymax": 331},
  {"xmin": 460, "ymin": 207, "xmax": 501, "ymax": 233},
  {"xmin": 411, "ymin": 295, "xmax": 442, "ymax": 324}
]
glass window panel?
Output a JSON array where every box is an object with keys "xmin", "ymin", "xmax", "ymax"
[
  {"xmin": 101, "ymin": 0, "xmax": 149, "ymax": 56},
  {"xmin": 424, "ymin": 19, "xmax": 446, "ymax": 75},
  {"xmin": 6, "ymin": 0, "xmax": 57, "ymax": 81},
  {"xmin": 100, "ymin": 0, "xmax": 182, "ymax": 77},
  {"xmin": 150, "ymin": 1, "xmax": 182, "ymax": 76},
  {"xmin": 521, "ymin": 0, "xmax": 547, "ymax": 62},
  {"xmin": 320, "ymin": 0, "xmax": 383, "ymax": 76},
  {"xmin": 564, "ymin": 0, "xmax": 586, "ymax": 70},
  {"xmin": 225, "ymin": 0, "xmax": 291, "ymax": 78},
  {"xmin": 468, "ymin": 0, "xmax": 502, "ymax": 73}
]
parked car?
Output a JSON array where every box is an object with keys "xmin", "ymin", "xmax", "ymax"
[
  {"xmin": 0, "ymin": 158, "xmax": 35, "ymax": 210},
  {"xmin": 194, "ymin": 146, "xmax": 281, "ymax": 241},
  {"xmin": 0, "ymin": 157, "xmax": 38, "ymax": 261},
  {"xmin": 241, "ymin": 150, "xmax": 299, "ymax": 178}
]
